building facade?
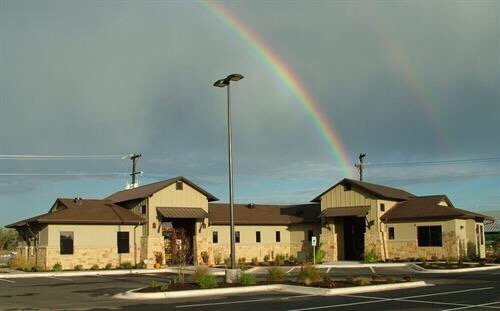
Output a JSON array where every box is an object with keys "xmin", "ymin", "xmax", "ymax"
[{"xmin": 7, "ymin": 177, "xmax": 491, "ymax": 270}]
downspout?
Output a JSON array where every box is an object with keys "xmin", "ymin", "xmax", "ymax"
[{"xmin": 134, "ymin": 223, "xmax": 139, "ymax": 267}]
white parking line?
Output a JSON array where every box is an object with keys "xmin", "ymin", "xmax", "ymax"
[
  {"xmin": 286, "ymin": 267, "xmax": 297, "ymax": 274},
  {"xmin": 176, "ymin": 297, "xmax": 275, "ymax": 308},
  {"xmin": 177, "ymin": 294, "xmax": 317, "ymax": 308},
  {"xmin": 45, "ymin": 276, "xmax": 72, "ymax": 281},
  {"xmin": 440, "ymin": 301, "xmax": 500, "ymax": 311},
  {"xmin": 0, "ymin": 278, "xmax": 15, "ymax": 283},
  {"xmin": 368, "ymin": 266, "xmax": 376, "ymax": 274},
  {"xmin": 290, "ymin": 287, "xmax": 496, "ymax": 311},
  {"xmin": 288, "ymin": 298, "xmax": 392, "ymax": 311}
]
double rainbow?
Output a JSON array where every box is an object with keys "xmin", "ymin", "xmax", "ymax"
[{"xmin": 203, "ymin": 0, "xmax": 354, "ymax": 178}]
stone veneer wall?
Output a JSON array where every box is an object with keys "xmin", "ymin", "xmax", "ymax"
[
  {"xmin": 45, "ymin": 247, "xmax": 139, "ymax": 270},
  {"xmin": 320, "ymin": 224, "xmax": 337, "ymax": 262},
  {"xmin": 386, "ymin": 234, "xmax": 459, "ymax": 260},
  {"xmin": 365, "ymin": 232, "xmax": 386, "ymax": 261},
  {"xmin": 143, "ymin": 236, "xmax": 164, "ymax": 268}
]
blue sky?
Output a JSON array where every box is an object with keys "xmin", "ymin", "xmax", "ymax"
[{"xmin": 1, "ymin": 0, "xmax": 499, "ymax": 226}]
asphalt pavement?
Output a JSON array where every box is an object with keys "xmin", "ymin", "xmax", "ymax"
[{"xmin": 0, "ymin": 267, "xmax": 499, "ymax": 310}]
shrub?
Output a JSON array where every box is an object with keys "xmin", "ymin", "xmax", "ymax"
[
  {"xmin": 104, "ymin": 263, "xmax": 113, "ymax": 270},
  {"xmin": 9, "ymin": 256, "xmax": 33, "ymax": 271},
  {"xmin": 193, "ymin": 266, "xmax": 210, "ymax": 282},
  {"xmin": 263, "ymin": 255, "xmax": 270, "ymax": 262},
  {"xmin": 297, "ymin": 264, "xmax": 322, "ymax": 285},
  {"xmin": 160, "ymin": 283, "xmax": 170, "ymax": 291},
  {"xmin": 267, "ymin": 266, "xmax": 286, "ymax": 282},
  {"xmin": 197, "ymin": 274, "xmax": 218, "ymax": 289},
  {"xmin": 52, "ymin": 262, "xmax": 62, "ymax": 271},
  {"xmin": 238, "ymin": 257, "xmax": 246, "ymax": 264},
  {"xmin": 430, "ymin": 255, "xmax": 438, "ymax": 262},
  {"xmin": 90, "ymin": 264, "xmax": 99, "ymax": 270},
  {"xmin": 30, "ymin": 266, "xmax": 43, "ymax": 272},
  {"xmin": 151, "ymin": 280, "xmax": 159, "ymax": 288},
  {"xmin": 239, "ymin": 273, "xmax": 256, "ymax": 286},
  {"xmin": 353, "ymin": 277, "xmax": 371, "ymax": 286},
  {"xmin": 363, "ymin": 248, "xmax": 379, "ymax": 263},
  {"xmin": 417, "ymin": 257, "xmax": 427, "ymax": 263},
  {"xmin": 214, "ymin": 253, "xmax": 222, "ymax": 265},
  {"xmin": 135, "ymin": 261, "xmax": 146, "ymax": 269},
  {"xmin": 118, "ymin": 261, "xmax": 134, "ymax": 269},
  {"xmin": 447, "ymin": 256, "xmax": 458, "ymax": 264},
  {"xmin": 274, "ymin": 254, "xmax": 285, "ymax": 266},
  {"xmin": 314, "ymin": 244, "xmax": 326, "ymax": 264},
  {"xmin": 251, "ymin": 257, "xmax": 258, "ymax": 266},
  {"xmin": 74, "ymin": 264, "xmax": 84, "ymax": 271},
  {"xmin": 287, "ymin": 255, "xmax": 297, "ymax": 265}
]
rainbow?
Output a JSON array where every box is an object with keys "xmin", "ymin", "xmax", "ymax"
[{"xmin": 203, "ymin": 0, "xmax": 354, "ymax": 177}]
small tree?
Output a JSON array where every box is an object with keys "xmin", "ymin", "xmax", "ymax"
[
  {"xmin": 169, "ymin": 229, "xmax": 192, "ymax": 284},
  {"xmin": 0, "ymin": 228, "xmax": 20, "ymax": 251}
]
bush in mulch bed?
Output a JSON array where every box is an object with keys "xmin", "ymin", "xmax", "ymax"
[{"xmin": 135, "ymin": 272, "xmax": 411, "ymax": 293}]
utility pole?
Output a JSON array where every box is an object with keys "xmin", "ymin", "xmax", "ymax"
[
  {"xmin": 130, "ymin": 153, "xmax": 142, "ymax": 188},
  {"xmin": 355, "ymin": 153, "xmax": 366, "ymax": 181}
]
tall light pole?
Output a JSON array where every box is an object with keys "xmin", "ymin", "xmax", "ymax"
[{"xmin": 213, "ymin": 74, "xmax": 244, "ymax": 279}]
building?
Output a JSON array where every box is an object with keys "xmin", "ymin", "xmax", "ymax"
[{"xmin": 7, "ymin": 177, "xmax": 492, "ymax": 270}]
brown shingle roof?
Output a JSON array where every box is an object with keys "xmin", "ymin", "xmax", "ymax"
[
  {"xmin": 381, "ymin": 195, "xmax": 493, "ymax": 222},
  {"xmin": 209, "ymin": 203, "xmax": 320, "ymax": 225},
  {"xmin": 105, "ymin": 176, "xmax": 218, "ymax": 203},
  {"xmin": 312, "ymin": 178, "xmax": 414, "ymax": 202},
  {"xmin": 319, "ymin": 206, "xmax": 370, "ymax": 218},
  {"xmin": 6, "ymin": 199, "xmax": 145, "ymax": 227},
  {"xmin": 157, "ymin": 207, "xmax": 208, "ymax": 219}
]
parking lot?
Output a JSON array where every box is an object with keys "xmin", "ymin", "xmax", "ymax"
[{"xmin": 0, "ymin": 268, "xmax": 499, "ymax": 310}]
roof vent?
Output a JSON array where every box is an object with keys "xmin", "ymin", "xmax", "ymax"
[
  {"xmin": 73, "ymin": 197, "xmax": 83, "ymax": 205},
  {"xmin": 247, "ymin": 203, "xmax": 256, "ymax": 209}
]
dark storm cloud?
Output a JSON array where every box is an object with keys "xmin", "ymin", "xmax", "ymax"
[{"xmin": 0, "ymin": 0, "xmax": 498, "ymax": 196}]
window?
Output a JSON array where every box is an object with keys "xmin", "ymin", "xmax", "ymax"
[
  {"xmin": 275, "ymin": 231, "xmax": 281, "ymax": 243},
  {"xmin": 388, "ymin": 227, "xmax": 395, "ymax": 240},
  {"xmin": 176, "ymin": 181, "xmax": 183, "ymax": 190},
  {"xmin": 480, "ymin": 225, "xmax": 484, "ymax": 245},
  {"xmin": 344, "ymin": 183, "xmax": 352, "ymax": 191},
  {"xmin": 212, "ymin": 231, "xmax": 218, "ymax": 244},
  {"xmin": 380, "ymin": 203, "xmax": 385, "ymax": 212},
  {"xmin": 60, "ymin": 232, "xmax": 74, "ymax": 255},
  {"xmin": 256, "ymin": 231, "xmax": 261, "ymax": 243},
  {"xmin": 117, "ymin": 232, "xmax": 129, "ymax": 254},
  {"xmin": 307, "ymin": 230, "xmax": 313, "ymax": 242},
  {"xmin": 235, "ymin": 231, "xmax": 240, "ymax": 243},
  {"xmin": 141, "ymin": 204, "xmax": 146, "ymax": 214},
  {"xmin": 417, "ymin": 226, "xmax": 442, "ymax": 247}
]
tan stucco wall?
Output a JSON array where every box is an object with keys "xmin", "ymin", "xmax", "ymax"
[
  {"xmin": 207, "ymin": 223, "xmax": 319, "ymax": 263},
  {"xmin": 44, "ymin": 224, "xmax": 142, "ymax": 270}
]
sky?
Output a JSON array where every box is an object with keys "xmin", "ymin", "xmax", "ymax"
[{"xmin": 0, "ymin": 0, "xmax": 499, "ymax": 226}]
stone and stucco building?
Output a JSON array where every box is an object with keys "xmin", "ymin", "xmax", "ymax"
[{"xmin": 7, "ymin": 177, "xmax": 491, "ymax": 270}]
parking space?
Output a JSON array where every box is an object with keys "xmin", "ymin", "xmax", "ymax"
[{"xmin": 0, "ymin": 270, "xmax": 498, "ymax": 310}]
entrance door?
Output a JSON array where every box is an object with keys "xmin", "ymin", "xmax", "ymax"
[
  {"xmin": 162, "ymin": 219, "xmax": 196, "ymax": 265},
  {"xmin": 343, "ymin": 216, "xmax": 366, "ymax": 260}
]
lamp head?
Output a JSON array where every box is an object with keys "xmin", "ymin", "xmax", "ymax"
[
  {"xmin": 227, "ymin": 74, "xmax": 244, "ymax": 81},
  {"xmin": 213, "ymin": 79, "xmax": 229, "ymax": 88}
]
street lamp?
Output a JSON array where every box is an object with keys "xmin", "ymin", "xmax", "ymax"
[{"xmin": 213, "ymin": 73, "xmax": 244, "ymax": 282}]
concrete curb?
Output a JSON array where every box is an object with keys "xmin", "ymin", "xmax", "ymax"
[
  {"xmin": 412, "ymin": 264, "xmax": 500, "ymax": 274},
  {"xmin": 114, "ymin": 281, "xmax": 429, "ymax": 300},
  {"xmin": 315, "ymin": 263, "xmax": 409, "ymax": 268},
  {"xmin": 0, "ymin": 268, "xmax": 181, "ymax": 279}
]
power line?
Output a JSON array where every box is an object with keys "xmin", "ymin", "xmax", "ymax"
[
  {"xmin": 0, "ymin": 172, "xmax": 129, "ymax": 176},
  {"xmin": 0, "ymin": 154, "xmax": 130, "ymax": 160},
  {"xmin": 366, "ymin": 156, "xmax": 500, "ymax": 168}
]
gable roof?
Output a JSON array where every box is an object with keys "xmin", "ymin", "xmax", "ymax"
[
  {"xmin": 312, "ymin": 178, "xmax": 414, "ymax": 202},
  {"xmin": 105, "ymin": 176, "xmax": 218, "ymax": 203},
  {"xmin": 380, "ymin": 195, "xmax": 493, "ymax": 222},
  {"xmin": 209, "ymin": 203, "xmax": 320, "ymax": 225},
  {"xmin": 6, "ymin": 199, "xmax": 145, "ymax": 228}
]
